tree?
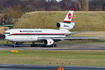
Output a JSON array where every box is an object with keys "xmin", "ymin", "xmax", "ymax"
[
  {"xmin": 75, "ymin": 0, "xmax": 89, "ymax": 11},
  {"xmin": 2, "ymin": 5, "xmax": 24, "ymax": 24},
  {"xmin": 81, "ymin": 0, "xmax": 89, "ymax": 11},
  {"xmin": 23, "ymin": 5, "xmax": 36, "ymax": 12},
  {"xmin": 48, "ymin": 5, "xmax": 61, "ymax": 11},
  {"xmin": 60, "ymin": 0, "xmax": 72, "ymax": 10},
  {"xmin": 90, "ymin": 0, "xmax": 105, "ymax": 11},
  {"xmin": 75, "ymin": 0, "xmax": 81, "ymax": 10}
]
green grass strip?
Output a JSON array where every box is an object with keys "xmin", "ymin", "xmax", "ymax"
[{"xmin": 0, "ymin": 50, "xmax": 105, "ymax": 67}]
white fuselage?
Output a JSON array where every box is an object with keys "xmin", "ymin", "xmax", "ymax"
[{"xmin": 4, "ymin": 29, "xmax": 71, "ymax": 42}]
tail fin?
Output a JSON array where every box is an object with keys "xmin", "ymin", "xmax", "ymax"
[{"xmin": 63, "ymin": 8, "xmax": 74, "ymax": 23}]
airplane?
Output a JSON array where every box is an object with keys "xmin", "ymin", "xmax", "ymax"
[{"xmin": 2, "ymin": 8, "xmax": 99, "ymax": 48}]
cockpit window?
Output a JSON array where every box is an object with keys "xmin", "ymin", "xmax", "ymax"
[{"xmin": 4, "ymin": 32, "xmax": 10, "ymax": 34}]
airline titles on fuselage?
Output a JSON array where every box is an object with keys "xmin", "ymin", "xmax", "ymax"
[{"xmin": 20, "ymin": 30, "xmax": 42, "ymax": 33}]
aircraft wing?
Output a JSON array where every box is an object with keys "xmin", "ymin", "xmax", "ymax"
[{"xmin": 38, "ymin": 37, "xmax": 99, "ymax": 41}]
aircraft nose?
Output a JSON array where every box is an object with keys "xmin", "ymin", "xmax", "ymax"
[{"xmin": 2, "ymin": 35, "xmax": 6, "ymax": 39}]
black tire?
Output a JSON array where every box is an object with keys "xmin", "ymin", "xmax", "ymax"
[
  {"xmin": 50, "ymin": 44, "xmax": 56, "ymax": 47},
  {"xmin": 54, "ymin": 44, "xmax": 57, "ymax": 47},
  {"xmin": 31, "ymin": 44, "xmax": 33, "ymax": 47},
  {"xmin": 43, "ymin": 44, "xmax": 46, "ymax": 47},
  {"xmin": 12, "ymin": 46, "xmax": 16, "ymax": 48},
  {"xmin": 35, "ymin": 44, "xmax": 37, "ymax": 47},
  {"xmin": 31, "ymin": 44, "xmax": 37, "ymax": 47}
]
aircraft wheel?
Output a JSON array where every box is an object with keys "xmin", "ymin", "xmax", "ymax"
[
  {"xmin": 54, "ymin": 44, "xmax": 57, "ymax": 47},
  {"xmin": 50, "ymin": 44, "xmax": 56, "ymax": 47},
  {"xmin": 12, "ymin": 45, "xmax": 15, "ymax": 48},
  {"xmin": 35, "ymin": 44, "xmax": 37, "ymax": 47},
  {"xmin": 31, "ymin": 44, "xmax": 37, "ymax": 47},
  {"xmin": 43, "ymin": 45, "xmax": 46, "ymax": 47},
  {"xmin": 53, "ymin": 44, "xmax": 57, "ymax": 47}
]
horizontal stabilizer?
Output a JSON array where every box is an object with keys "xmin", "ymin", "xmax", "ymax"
[{"xmin": 66, "ymin": 30, "xmax": 91, "ymax": 36}]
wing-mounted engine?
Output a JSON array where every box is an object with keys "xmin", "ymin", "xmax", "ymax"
[
  {"xmin": 56, "ymin": 22, "xmax": 75, "ymax": 30},
  {"xmin": 43, "ymin": 39, "xmax": 54, "ymax": 46}
]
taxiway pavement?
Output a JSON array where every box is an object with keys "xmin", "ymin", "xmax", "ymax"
[
  {"xmin": 0, "ymin": 64, "xmax": 105, "ymax": 70},
  {"xmin": 0, "ymin": 43, "xmax": 105, "ymax": 50}
]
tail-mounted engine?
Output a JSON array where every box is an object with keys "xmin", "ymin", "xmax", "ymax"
[{"xmin": 56, "ymin": 22, "xmax": 75, "ymax": 30}]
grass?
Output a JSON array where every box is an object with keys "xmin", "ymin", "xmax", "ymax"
[
  {"xmin": 0, "ymin": 40, "xmax": 8, "ymax": 44},
  {"xmin": 0, "ymin": 50, "xmax": 105, "ymax": 67},
  {"xmin": 14, "ymin": 11, "xmax": 105, "ymax": 31}
]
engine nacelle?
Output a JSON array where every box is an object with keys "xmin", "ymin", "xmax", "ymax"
[
  {"xmin": 44, "ymin": 39, "xmax": 54, "ymax": 46},
  {"xmin": 56, "ymin": 22, "xmax": 75, "ymax": 30}
]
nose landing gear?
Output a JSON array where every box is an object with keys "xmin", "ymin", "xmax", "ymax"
[{"xmin": 13, "ymin": 42, "xmax": 16, "ymax": 48}]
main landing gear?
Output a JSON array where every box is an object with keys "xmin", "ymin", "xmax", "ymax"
[
  {"xmin": 50, "ymin": 43, "xmax": 57, "ymax": 47},
  {"xmin": 42, "ymin": 44, "xmax": 57, "ymax": 47},
  {"xmin": 31, "ymin": 42, "xmax": 37, "ymax": 47},
  {"xmin": 13, "ymin": 42, "xmax": 57, "ymax": 47},
  {"xmin": 31, "ymin": 42, "xmax": 57, "ymax": 47}
]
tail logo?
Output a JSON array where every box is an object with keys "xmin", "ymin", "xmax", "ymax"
[{"xmin": 68, "ymin": 13, "xmax": 71, "ymax": 19}]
